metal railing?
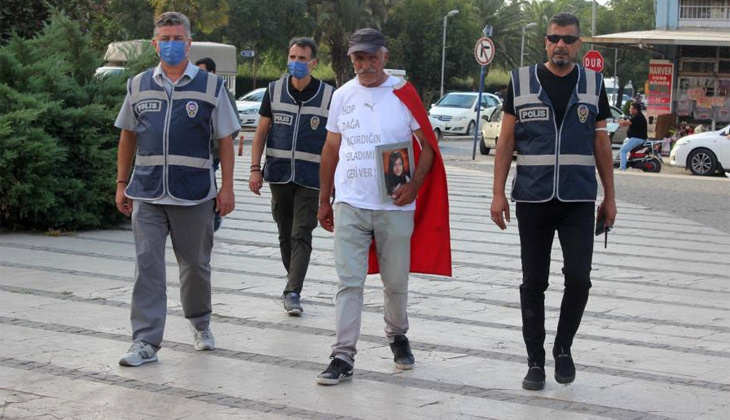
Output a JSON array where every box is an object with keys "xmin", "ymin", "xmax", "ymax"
[{"xmin": 680, "ymin": 2, "xmax": 730, "ymax": 20}]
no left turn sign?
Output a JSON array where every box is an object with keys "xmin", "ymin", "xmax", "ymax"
[{"xmin": 474, "ymin": 37, "xmax": 495, "ymax": 66}]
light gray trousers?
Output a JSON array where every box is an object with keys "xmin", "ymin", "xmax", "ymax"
[
  {"xmin": 331, "ymin": 203, "xmax": 414, "ymax": 366},
  {"xmin": 130, "ymin": 200, "xmax": 215, "ymax": 348}
]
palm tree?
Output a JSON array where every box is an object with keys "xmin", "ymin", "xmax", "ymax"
[
  {"xmin": 473, "ymin": 0, "xmax": 525, "ymax": 72},
  {"xmin": 309, "ymin": 0, "xmax": 391, "ymax": 86},
  {"xmin": 519, "ymin": 0, "xmax": 592, "ymax": 67}
]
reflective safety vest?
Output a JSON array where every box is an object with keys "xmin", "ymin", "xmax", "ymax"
[
  {"xmin": 125, "ymin": 68, "xmax": 223, "ymax": 203},
  {"xmin": 510, "ymin": 64, "xmax": 602, "ymax": 202},
  {"xmin": 263, "ymin": 76, "xmax": 334, "ymax": 189}
]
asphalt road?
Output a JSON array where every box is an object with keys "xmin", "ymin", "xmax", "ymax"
[{"xmin": 439, "ymin": 136, "xmax": 730, "ymax": 234}]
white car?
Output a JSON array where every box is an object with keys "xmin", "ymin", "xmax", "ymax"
[
  {"xmin": 670, "ymin": 124, "xmax": 730, "ymax": 176},
  {"xmin": 429, "ymin": 92, "xmax": 502, "ymax": 136},
  {"xmin": 428, "ymin": 116, "xmax": 446, "ymax": 142},
  {"xmin": 479, "ymin": 106, "xmax": 503, "ymax": 155},
  {"xmin": 236, "ymin": 87, "xmax": 266, "ymax": 128}
]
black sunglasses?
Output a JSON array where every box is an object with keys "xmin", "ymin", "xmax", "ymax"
[{"xmin": 546, "ymin": 34, "xmax": 580, "ymax": 44}]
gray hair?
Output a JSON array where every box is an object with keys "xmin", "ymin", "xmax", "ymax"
[{"xmin": 153, "ymin": 12, "xmax": 191, "ymax": 39}]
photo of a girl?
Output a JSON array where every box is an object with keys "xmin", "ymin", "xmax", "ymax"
[
  {"xmin": 385, "ymin": 150, "xmax": 410, "ymax": 196},
  {"xmin": 375, "ymin": 141, "xmax": 415, "ymax": 204}
]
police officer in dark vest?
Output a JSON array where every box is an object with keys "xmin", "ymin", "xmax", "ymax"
[
  {"xmin": 490, "ymin": 12, "xmax": 617, "ymax": 390},
  {"xmin": 249, "ymin": 37, "xmax": 334, "ymax": 315},
  {"xmin": 114, "ymin": 12, "xmax": 241, "ymax": 367}
]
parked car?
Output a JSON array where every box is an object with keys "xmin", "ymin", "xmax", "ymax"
[
  {"xmin": 428, "ymin": 115, "xmax": 446, "ymax": 142},
  {"xmin": 236, "ymin": 87, "xmax": 266, "ymax": 128},
  {"xmin": 479, "ymin": 106, "xmax": 503, "ymax": 155},
  {"xmin": 606, "ymin": 105, "xmax": 629, "ymax": 145},
  {"xmin": 670, "ymin": 124, "xmax": 730, "ymax": 176},
  {"xmin": 429, "ymin": 92, "xmax": 502, "ymax": 136}
]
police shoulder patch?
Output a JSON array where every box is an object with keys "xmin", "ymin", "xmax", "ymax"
[{"xmin": 518, "ymin": 106, "xmax": 550, "ymax": 122}]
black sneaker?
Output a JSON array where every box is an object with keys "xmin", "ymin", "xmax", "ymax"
[
  {"xmin": 316, "ymin": 357, "xmax": 353, "ymax": 385},
  {"xmin": 553, "ymin": 346, "xmax": 576, "ymax": 384},
  {"xmin": 389, "ymin": 335, "xmax": 415, "ymax": 370},
  {"xmin": 522, "ymin": 361, "xmax": 546, "ymax": 390}
]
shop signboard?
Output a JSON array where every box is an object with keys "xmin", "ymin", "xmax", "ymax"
[{"xmin": 646, "ymin": 59, "xmax": 674, "ymax": 118}]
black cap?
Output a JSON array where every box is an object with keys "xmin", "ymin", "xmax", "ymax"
[{"xmin": 347, "ymin": 28, "xmax": 387, "ymax": 55}]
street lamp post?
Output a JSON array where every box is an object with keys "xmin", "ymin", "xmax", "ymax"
[
  {"xmin": 440, "ymin": 9, "xmax": 459, "ymax": 99},
  {"xmin": 520, "ymin": 22, "xmax": 537, "ymax": 67}
]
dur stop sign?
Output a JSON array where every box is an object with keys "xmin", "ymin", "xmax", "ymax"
[{"xmin": 583, "ymin": 50, "xmax": 604, "ymax": 72}]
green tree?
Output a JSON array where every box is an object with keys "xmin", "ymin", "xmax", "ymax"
[
  {"xmin": 0, "ymin": 0, "xmax": 50, "ymax": 44},
  {"xmin": 309, "ymin": 0, "xmax": 391, "ymax": 86},
  {"xmin": 598, "ymin": 0, "xmax": 655, "ymax": 107},
  {"xmin": 0, "ymin": 14, "xmax": 143, "ymax": 230},
  {"xmin": 148, "ymin": 0, "xmax": 229, "ymax": 34},
  {"xmin": 519, "ymin": 0, "xmax": 593, "ymax": 67}
]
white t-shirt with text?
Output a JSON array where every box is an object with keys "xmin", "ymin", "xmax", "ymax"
[{"xmin": 326, "ymin": 76, "xmax": 420, "ymax": 211}]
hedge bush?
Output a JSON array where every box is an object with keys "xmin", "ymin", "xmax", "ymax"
[{"xmin": 0, "ymin": 14, "xmax": 153, "ymax": 231}]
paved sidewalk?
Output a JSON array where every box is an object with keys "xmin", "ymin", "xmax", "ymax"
[{"xmin": 1, "ymin": 156, "xmax": 729, "ymax": 420}]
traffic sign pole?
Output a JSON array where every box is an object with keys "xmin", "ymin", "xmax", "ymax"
[
  {"xmin": 471, "ymin": 36, "xmax": 495, "ymax": 160},
  {"xmin": 472, "ymin": 65, "xmax": 487, "ymax": 160}
]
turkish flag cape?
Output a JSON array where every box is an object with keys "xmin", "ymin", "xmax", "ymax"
[{"xmin": 366, "ymin": 81, "xmax": 452, "ymax": 277}]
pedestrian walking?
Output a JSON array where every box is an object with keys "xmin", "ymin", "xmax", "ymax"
[
  {"xmin": 315, "ymin": 28, "xmax": 451, "ymax": 385},
  {"xmin": 195, "ymin": 57, "xmax": 239, "ymax": 230},
  {"xmin": 114, "ymin": 12, "xmax": 240, "ymax": 366},
  {"xmin": 490, "ymin": 12, "xmax": 617, "ymax": 390},
  {"xmin": 248, "ymin": 37, "xmax": 335, "ymax": 315}
]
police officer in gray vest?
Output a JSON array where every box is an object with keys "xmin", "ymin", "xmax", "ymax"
[
  {"xmin": 114, "ymin": 12, "xmax": 241, "ymax": 367},
  {"xmin": 249, "ymin": 38, "xmax": 334, "ymax": 315},
  {"xmin": 490, "ymin": 12, "xmax": 617, "ymax": 390}
]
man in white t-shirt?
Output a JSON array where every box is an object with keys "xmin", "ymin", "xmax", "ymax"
[{"xmin": 315, "ymin": 28, "xmax": 436, "ymax": 385}]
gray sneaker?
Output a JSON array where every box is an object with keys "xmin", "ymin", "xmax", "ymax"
[
  {"xmin": 282, "ymin": 292, "xmax": 303, "ymax": 315},
  {"xmin": 191, "ymin": 325, "xmax": 215, "ymax": 351},
  {"xmin": 119, "ymin": 341, "xmax": 158, "ymax": 367}
]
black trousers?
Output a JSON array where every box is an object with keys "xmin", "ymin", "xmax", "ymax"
[
  {"xmin": 270, "ymin": 182, "xmax": 319, "ymax": 295},
  {"xmin": 516, "ymin": 199, "xmax": 594, "ymax": 364}
]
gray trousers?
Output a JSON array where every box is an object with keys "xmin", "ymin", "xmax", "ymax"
[
  {"xmin": 331, "ymin": 203, "xmax": 414, "ymax": 366},
  {"xmin": 130, "ymin": 200, "xmax": 215, "ymax": 348},
  {"xmin": 270, "ymin": 183, "xmax": 319, "ymax": 295}
]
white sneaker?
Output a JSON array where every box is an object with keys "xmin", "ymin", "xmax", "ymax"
[
  {"xmin": 191, "ymin": 324, "xmax": 215, "ymax": 351},
  {"xmin": 119, "ymin": 341, "xmax": 158, "ymax": 367}
]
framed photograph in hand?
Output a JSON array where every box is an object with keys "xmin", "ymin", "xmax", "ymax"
[{"xmin": 375, "ymin": 141, "xmax": 415, "ymax": 204}]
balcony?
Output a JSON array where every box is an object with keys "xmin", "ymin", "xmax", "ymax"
[{"xmin": 679, "ymin": 0, "xmax": 730, "ymax": 28}]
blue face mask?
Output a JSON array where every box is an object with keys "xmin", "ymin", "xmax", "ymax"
[
  {"xmin": 158, "ymin": 40, "xmax": 187, "ymax": 66},
  {"xmin": 287, "ymin": 60, "xmax": 310, "ymax": 79}
]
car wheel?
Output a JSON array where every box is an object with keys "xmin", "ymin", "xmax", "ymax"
[
  {"xmin": 687, "ymin": 148, "xmax": 718, "ymax": 176},
  {"xmin": 479, "ymin": 138, "xmax": 490, "ymax": 155},
  {"xmin": 434, "ymin": 128, "xmax": 443, "ymax": 143},
  {"xmin": 466, "ymin": 121, "xmax": 476, "ymax": 136}
]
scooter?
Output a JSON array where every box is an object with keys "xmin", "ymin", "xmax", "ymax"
[{"xmin": 613, "ymin": 140, "xmax": 663, "ymax": 173}]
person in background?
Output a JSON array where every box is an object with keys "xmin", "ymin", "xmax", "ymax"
[
  {"xmin": 195, "ymin": 57, "xmax": 239, "ymax": 230},
  {"xmin": 617, "ymin": 102, "xmax": 648, "ymax": 171},
  {"xmin": 248, "ymin": 38, "xmax": 334, "ymax": 315}
]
